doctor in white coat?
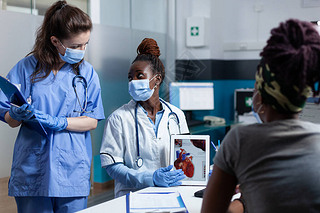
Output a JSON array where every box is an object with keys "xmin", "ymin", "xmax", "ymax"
[{"xmin": 100, "ymin": 38, "xmax": 189, "ymax": 197}]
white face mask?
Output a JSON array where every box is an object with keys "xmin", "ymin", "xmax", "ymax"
[{"xmin": 128, "ymin": 74, "xmax": 159, "ymax": 101}]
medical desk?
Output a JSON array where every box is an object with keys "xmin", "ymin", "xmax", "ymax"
[
  {"xmin": 78, "ymin": 186, "xmax": 205, "ymax": 213},
  {"xmin": 79, "ymin": 123, "xmax": 239, "ymax": 213},
  {"xmin": 189, "ymin": 122, "xmax": 234, "ymax": 135}
]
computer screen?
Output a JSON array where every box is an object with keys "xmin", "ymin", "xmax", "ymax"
[
  {"xmin": 234, "ymin": 88, "xmax": 254, "ymax": 123},
  {"xmin": 234, "ymin": 88, "xmax": 254, "ymax": 115},
  {"xmin": 169, "ymin": 82, "xmax": 214, "ymax": 111}
]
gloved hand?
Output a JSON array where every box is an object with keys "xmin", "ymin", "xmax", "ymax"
[
  {"xmin": 153, "ymin": 165, "xmax": 186, "ymax": 187},
  {"xmin": 33, "ymin": 110, "xmax": 68, "ymax": 131},
  {"xmin": 9, "ymin": 103, "xmax": 34, "ymax": 121}
]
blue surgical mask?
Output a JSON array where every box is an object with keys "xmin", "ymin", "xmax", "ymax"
[
  {"xmin": 252, "ymin": 105, "xmax": 263, "ymax": 123},
  {"xmin": 128, "ymin": 75, "xmax": 158, "ymax": 101},
  {"xmin": 59, "ymin": 41, "xmax": 85, "ymax": 64}
]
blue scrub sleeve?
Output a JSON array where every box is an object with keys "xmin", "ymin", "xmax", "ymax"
[
  {"xmin": 0, "ymin": 101, "xmax": 9, "ymax": 122},
  {"xmin": 82, "ymin": 68, "xmax": 105, "ymax": 120},
  {"xmin": 106, "ymin": 163, "xmax": 155, "ymax": 188},
  {"xmin": 0, "ymin": 61, "xmax": 27, "ymax": 122}
]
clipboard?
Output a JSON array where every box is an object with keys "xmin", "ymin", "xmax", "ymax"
[
  {"xmin": 0, "ymin": 76, "xmax": 49, "ymax": 140},
  {"xmin": 126, "ymin": 191, "xmax": 188, "ymax": 213},
  {"xmin": 170, "ymin": 134, "xmax": 210, "ymax": 186}
]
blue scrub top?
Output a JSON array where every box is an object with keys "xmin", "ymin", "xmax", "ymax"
[{"xmin": 0, "ymin": 56, "xmax": 105, "ymax": 197}]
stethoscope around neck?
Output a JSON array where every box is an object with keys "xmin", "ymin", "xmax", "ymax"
[
  {"xmin": 72, "ymin": 75, "xmax": 91, "ymax": 113},
  {"xmin": 134, "ymin": 98, "xmax": 181, "ymax": 168},
  {"xmin": 28, "ymin": 64, "xmax": 91, "ymax": 113}
]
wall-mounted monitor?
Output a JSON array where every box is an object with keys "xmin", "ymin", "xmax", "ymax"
[
  {"xmin": 169, "ymin": 82, "xmax": 214, "ymax": 111},
  {"xmin": 234, "ymin": 88, "xmax": 254, "ymax": 122}
]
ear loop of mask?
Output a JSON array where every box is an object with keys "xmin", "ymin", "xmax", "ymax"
[
  {"xmin": 255, "ymin": 104, "xmax": 263, "ymax": 114},
  {"xmin": 252, "ymin": 91, "xmax": 264, "ymax": 123},
  {"xmin": 150, "ymin": 74, "xmax": 160, "ymax": 90}
]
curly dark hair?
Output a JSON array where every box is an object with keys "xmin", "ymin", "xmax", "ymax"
[
  {"xmin": 132, "ymin": 38, "xmax": 165, "ymax": 85},
  {"xmin": 260, "ymin": 19, "xmax": 320, "ymax": 97}
]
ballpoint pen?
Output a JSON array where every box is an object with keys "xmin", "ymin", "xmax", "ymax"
[
  {"xmin": 211, "ymin": 141, "xmax": 218, "ymax": 152},
  {"xmin": 6, "ymin": 101, "xmax": 32, "ymax": 113}
]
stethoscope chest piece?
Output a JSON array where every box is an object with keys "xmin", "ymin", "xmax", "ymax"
[
  {"xmin": 134, "ymin": 99, "xmax": 181, "ymax": 169},
  {"xmin": 136, "ymin": 156, "xmax": 143, "ymax": 168}
]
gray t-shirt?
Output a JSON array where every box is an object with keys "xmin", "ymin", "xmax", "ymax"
[{"xmin": 214, "ymin": 119, "xmax": 320, "ymax": 213}]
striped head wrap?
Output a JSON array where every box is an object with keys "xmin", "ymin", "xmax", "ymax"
[{"xmin": 256, "ymin": 58, "xmax": 311, "ymax": 113}]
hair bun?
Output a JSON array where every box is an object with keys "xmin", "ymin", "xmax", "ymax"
[{"xmin": 137, "ymin": 38, "xmax": 161, "ymax": 57}]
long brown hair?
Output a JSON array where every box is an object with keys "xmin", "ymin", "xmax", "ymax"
[{"xmin": 28, "ymin": 0, "xmax": 92, "ymax": 83}]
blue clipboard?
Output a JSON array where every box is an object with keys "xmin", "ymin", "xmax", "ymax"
[
  {"xmin": 0, "ymin": 76, "xmax": 49, "ymax": 140},
  {"xmin": 126, "ymin": 191, "xmax": 188, "ymax": 213}
]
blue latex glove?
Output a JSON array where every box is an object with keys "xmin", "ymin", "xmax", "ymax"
[
  {"xmin": 9, "ymin": 103, "xmax": 34, "ymax": 121},
  {"xmin": 153, "ymin": 165, "xmax": 186, "ymax": 187},
  {"xmin": 33, "ymin": 110, "xmax": 68, "ymax": 131}
]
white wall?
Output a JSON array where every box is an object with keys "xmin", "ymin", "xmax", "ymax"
[
  {"xmin": 176, "ymin": 0, "xmax": 320, "ymax": 60},
  {"xmin": 176, "ymin": 0, "xmax": 212, "ymax": 60},
  {"xmin": 99, "ymin": 0, "xmax": 167, "ymax": 34},
  {"xmin": 99, "ymin": 0, "xmax": 130, "ymax": 27},
  {"xmin": 0, "ymin": 10, "xmax": 43, "ymax": 178}
]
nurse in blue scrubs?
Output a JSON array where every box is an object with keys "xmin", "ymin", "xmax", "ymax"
[{"xmin": 0, "ymin": 1, "xmax": 104, "ymax": 212}]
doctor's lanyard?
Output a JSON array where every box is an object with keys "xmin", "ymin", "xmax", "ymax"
[{"xmin": 134, "ymin": 99, "xmax": 181, "ymax": 168}]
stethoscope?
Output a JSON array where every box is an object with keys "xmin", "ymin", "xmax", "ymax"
[
  {"xmin": 134, "ymin": 98, "xmax": 181, "ymax": 168},
  {"xmin": 28, "ymin": 69, "xmax": 90, "ymax": 113},
  {"xmin": 72, "ymin": 75, "xmax": 90, "ymax": 113}
]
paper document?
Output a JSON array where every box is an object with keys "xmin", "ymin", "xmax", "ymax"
[
  {"xmin": 126, "ymin": 191, "xmax": 188, "ymax": 213},
  {"xmin": 0, "ymin": 76, "xmax": 48, "ymax": 140}
]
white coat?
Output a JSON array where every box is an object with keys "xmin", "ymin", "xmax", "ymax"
[{"xmin": 100, "ymin": 99, "xmax": 189, "ymax": 196}]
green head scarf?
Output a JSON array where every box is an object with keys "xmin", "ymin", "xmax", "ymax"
[{"xmin": 255, "ymin": 58, "xmax": 311, "ymax": 113}]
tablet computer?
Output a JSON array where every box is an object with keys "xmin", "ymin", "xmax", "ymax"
[{"xmin": 170, "ymin": 134, "xmax": 210, "ymax": 185}]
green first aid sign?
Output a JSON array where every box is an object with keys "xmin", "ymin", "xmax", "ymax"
[
  {"xmin": 191, "ymin": 26, "xmax": 199, "ymax": 36},
  {"xmin": 245, "ymin": 97, "xmax": 253, "ymax": 107}
]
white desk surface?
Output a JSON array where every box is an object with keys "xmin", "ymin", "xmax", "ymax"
[{"xmin": 78, "ymin": 186, "xmax": 205, "ymax": 213}]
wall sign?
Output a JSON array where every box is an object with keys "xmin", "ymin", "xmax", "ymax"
[{"xmin": 186, "ymin": 17, "xmax": 206, "ymax": 47}]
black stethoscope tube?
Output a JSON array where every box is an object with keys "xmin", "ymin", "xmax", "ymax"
[
  {"xmin": 72, "ymin": 75, "xmax": 89, "ymax": 113},
  {"xmin": 134, "ymin": 99, "xmax": 181, "ymax": 168}
]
